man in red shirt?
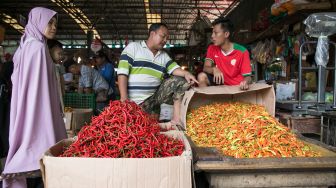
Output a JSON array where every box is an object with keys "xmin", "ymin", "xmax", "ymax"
[{"xmin": 197, "ymin": 17, "xmax": 252, "ymax": 90}]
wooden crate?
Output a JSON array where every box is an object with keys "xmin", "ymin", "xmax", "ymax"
[
  {"xmin": 290, "ymin": 116, "xmax": 321, "ymax": 134},
  {"xmin": 276, "ymin": 112, "xmax": 321, "ymax": 134},
  {"xmin": 321, "ymin": 112, "xmax": 336, "ymax": 146},
  {"xmin": 276, "ymin": 111, "xmax": 292, "ymax": 128}
]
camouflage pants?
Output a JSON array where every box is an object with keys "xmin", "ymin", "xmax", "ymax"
[{"xmin": 141, "ymin": 76, "xmax": 191, "ymax": 114}]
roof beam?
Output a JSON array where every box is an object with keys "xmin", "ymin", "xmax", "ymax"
[
  {"xmin": 51, "ymin": 0, "xmax": 100, "ymax": 38},
  {"xmin": 0, "ymin": 12, "xmax": 24, "ymax": 34}
]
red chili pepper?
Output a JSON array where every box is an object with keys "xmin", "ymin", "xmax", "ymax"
[{"xmin": 60, "ymin": 100, "xmax": 184, "ymax": 158}]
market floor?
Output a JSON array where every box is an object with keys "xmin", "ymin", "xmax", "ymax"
[
  {"xmin": 0, "ymin": 177, "xmax": 44, "ymax": 188},
  {"xmin": 1, "ymin": 157, "xmax": 44, "ymax": 188}
]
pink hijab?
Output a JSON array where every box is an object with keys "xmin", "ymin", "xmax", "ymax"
[{"xmin": 2, "ymin": 7, "xmax": 67, "ymax": 188}]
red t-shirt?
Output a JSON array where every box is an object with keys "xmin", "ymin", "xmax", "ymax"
[{"xmin": 206, "ymin": 43, "xmax": 252, "ymax": 85}]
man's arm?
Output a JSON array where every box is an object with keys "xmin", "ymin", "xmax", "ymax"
[
  {"xmin": 203, "ymin": 59, "xmax": 214, "ymax": 74},
  {"xmin": 83, "ymin": 87, "xmax": 93, "ymax": 93},
  {"xmin": 78, "ymin": 85, "xmax": 93, "ymax": 94},
  {"xmin": 117, "ymin": 43, "xmax": 136, "ymax": 102},
  {"xmin": 240, "ymin": 76, "xmax": 252, "ymax": 90},
  {"xmin": 118, "ymin": 74, "xmax": 129, "ymax": 101},
  {"xmin": 172, "ymin": 68, "xmax": 198, "ymax": 84},
  {"xmin": 78, "ymin": 87, "xmax": 84, "ymax": 94},
  {"xmin": 239, "ymin": 49, "xmax": 253, "ymax": 90},
  {"xmin": 203, "ymin": 59, "xmax": 224, "ymax": 85}
]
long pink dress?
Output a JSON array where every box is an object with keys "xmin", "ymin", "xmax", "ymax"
[{"xmin": 2, "ymin": 7, "xmax": 67, "ymax": 188}]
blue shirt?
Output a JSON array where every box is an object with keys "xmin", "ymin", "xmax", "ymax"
[
  {"xmin": 97, "ymin": 62, "xmax": 115, "ymax": 93},
  {"xmin": 79, "ymin": 65, "xmax": 109, "ymax": 92}
]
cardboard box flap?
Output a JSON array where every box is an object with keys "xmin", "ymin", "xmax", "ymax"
[
  {"xmin": 40, "ymin": 138, "xmax": 75, "ymax": 184},
  {"xmin": 193, "ymin": 83, "xmax": 273, "ymax": 95},
  {"xmin": 44, "ymin": 138, "xmax": 75, "ymax": 157},
  {"xmin": 161, "ymin": 131, "xmax": 192, "ymax": 158},
  {"xmin": 71, "ymin": 108, "xmax": 93, "ymax": 132},
  {"xmin": 181, "ymin": 83, "xmax": 275, "ymax": 129}
]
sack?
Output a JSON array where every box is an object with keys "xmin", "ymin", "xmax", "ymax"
[{"xmin": 96, "ymin": 89, "xmax": 108, "ymax": 102}]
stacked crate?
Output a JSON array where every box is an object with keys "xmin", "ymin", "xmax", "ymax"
[
  {"xmin": 321, "ymin": 112, "xmax": 336, "ymax": 146},
  {"xmin": 63, "ymin": 93, "xmax": 95, "ymax": 135},
  {"xmin": 63, "ymin": 93, "xmax": 96, "ymax": 110}
]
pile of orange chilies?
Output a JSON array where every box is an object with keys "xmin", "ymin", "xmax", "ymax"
[{"xmin": 187, "ymin": 102, "xmax": 320, "ymax": 158}]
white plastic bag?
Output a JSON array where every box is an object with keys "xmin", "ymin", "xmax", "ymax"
[
  {"xmin": 159, "ymin": 103, "xmax": 173, "ymax": 121},
  {"xmin": 303, "ymin": 13, "xmax": 336, "ymax": 67},
  {"xmin": 304, "ymin": 12, "xmax": 336, "ymax": 37},
  {"xmin": 315, "ymin": 36, "xmax": 329, "ymax": 67}
]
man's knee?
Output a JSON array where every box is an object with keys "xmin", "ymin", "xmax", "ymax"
[
  {"xmin": 172, "ymin": 75, "xmax": 187, "ymax": 83},
  {"xmin": 197, "ymin": 72, "xmax": 209, "ymax": 87},
  {"xmin": 165, "ymin": 76, "xmax": 190, "ymax": 100},
  {"xmin": 197, "ymin": 72, "xmax": 207, "ymax": 82},
  {"xmin": 165, "ymin": 76, "xmax": 189, "ymax": 88}
]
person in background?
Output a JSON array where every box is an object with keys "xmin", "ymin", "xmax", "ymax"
[
  {"xmin": 197, "ymin": 17, "xmax": 252, "ymax": 90},
  {"xmin": 2, "ymin": 7, "xmax": 67, "ymax": 188},
  {"xmin": 4, "ymin": 53, "xmax": 12, "ymax": 63},
  {"xmin": 193, "ymin": 60, "xmax": 204, "ymax": 78},
  {"xmin": 47, "ymin": 39, "xmax": 65, "ymax": 113},
  {"xmin": 118, "ymin": 23, "xmax": 198, "ymax": 125},
  {"xmin": 0, "ymin": 56, "xmax": 13, "ymax": 163},
  {"xmin": 67, "ymin": 61, "xmax": 111, "ymax": 111},
  {"xmin": 62, "ymin": 56, "xmax": 77, "ymax": 92},
  {"xmin": 93, "ymin": 50, "xmax": 116, "ymax": 100}
]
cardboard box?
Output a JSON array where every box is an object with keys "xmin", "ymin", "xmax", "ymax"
[
  {"xmin": 69, "ymin": 108, "xmax": 93, "ymax": 133},
  {"xmin": 40, "ymin": 131, "xmax": 192, "ymax": 188},
  {"xmin": 64, "ymin": 112, "xmax": 72, "ymax": 130},
  {"xmin": 181, "ymin": 83, "xmax": 275, "ymax": 128}
]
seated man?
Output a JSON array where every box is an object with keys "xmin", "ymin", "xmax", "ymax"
[
  {"xmin": 197, "ymin": 17, "xmax": 252, "ymax": 90},
  {"xmin": 67, "ymin": 62, "xmax": 111, "ymax": 111},
  {"xmin": 118, "ymin": 23, "xmax": 198, "ymax": 125}
]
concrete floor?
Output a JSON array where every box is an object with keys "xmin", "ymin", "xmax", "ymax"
[{"xmin": 0, "ymin": 157, "xmax": 5, "ymax": 172}]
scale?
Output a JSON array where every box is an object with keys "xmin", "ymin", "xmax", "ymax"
[{"xmin": 277, "ymin": 12, "xmax": 336, "ymax": 116}]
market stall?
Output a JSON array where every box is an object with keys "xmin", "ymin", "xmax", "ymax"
[
  {"xmin": 180, "ymin": 83, "xmax": 336, "ymax": 187},
  {"xmin": 193, "ymin": 137, "xmax": 336, "ymax": 188},
  {"xmin": 41, "ymin": 101, "xmax": 193, "ymax": 188},
  {"xmin": 1, "ymin": 0, "xmax": 336, "ymax": 187}
]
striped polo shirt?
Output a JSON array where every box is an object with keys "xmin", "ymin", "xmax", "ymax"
[{"xmin": 118, "ymin": 41, "xmax": 180, "ymax": 104}]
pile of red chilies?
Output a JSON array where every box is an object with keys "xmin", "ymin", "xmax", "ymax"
[{"xmin": 60, "ymin": 100, "xmax": 184, "ymax": 158}]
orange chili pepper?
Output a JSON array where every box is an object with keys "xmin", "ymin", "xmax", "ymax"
[{"xmin": 187, "ymin": 102, "xmax": 320, "ymax": 158}]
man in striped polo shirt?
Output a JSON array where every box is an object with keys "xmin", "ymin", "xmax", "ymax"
[
  {"xmin": 197, "ymin": 17, "xmax": 252, "ymax": 90},
  {"xmin": 118, "ymin": 23, "xmax": 198, "ymax": 125}
]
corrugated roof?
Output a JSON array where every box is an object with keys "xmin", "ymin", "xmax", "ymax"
[{"xmin": 0, "ymin": 0, "xmax": 237, "ymax": 45}]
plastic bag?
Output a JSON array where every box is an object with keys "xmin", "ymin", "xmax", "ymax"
[
  {"xmin": 303, "ymin": 12, "xmax": 336, "ymax": 37},
  {"xmin": 303, "ymin": 13, "xmax": 336, "ymax": 67},
  {"xmin": 315, "ymin": 37, "xmax": 329, "ymax": 67},
  {"xmin": 252, "ymin": 41, "xmax": 263, "ymax": 63}
]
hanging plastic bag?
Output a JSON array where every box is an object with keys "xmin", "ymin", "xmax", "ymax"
[
  {"xmin": 303, "ymin": 12, "xmax": 336, "ymax": 67},
  {"xmin": 315, "ymin": 36, "xmax": 329, "ymax": 67}
]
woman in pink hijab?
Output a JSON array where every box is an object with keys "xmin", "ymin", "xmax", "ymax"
[{"xmin": 2, "ymin": 7, "xmax": 67, "ymax": 188}]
